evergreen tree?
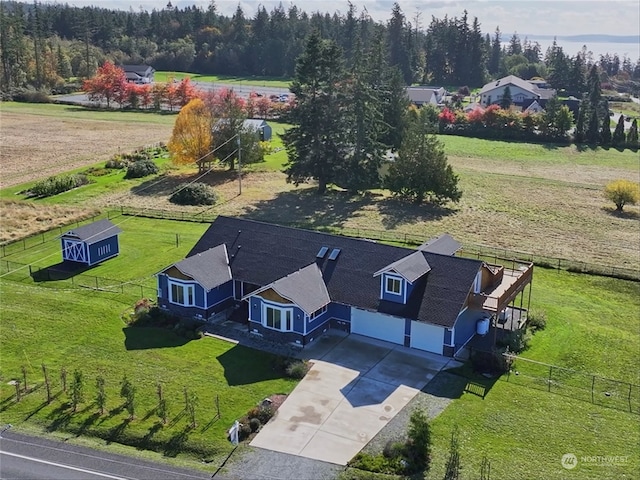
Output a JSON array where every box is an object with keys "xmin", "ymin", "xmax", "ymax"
[
  {"xmin": 69, "ymin": 370, "xmax": 84, "ymax": 412},
  {"xmin": 568, "ymin": 53, "xmax": 587, "ymax": 95},
  {"xmin": 283, "ymin": 31, "xmax": 347, "ymax": 194},
  {"xmin": 574, "ymin": 100, "xmax": 588, "ymax": 143},
  {"xmin": 507, "ymin": 32, "xmax": 522, "ymax": 55},
  {"xmin": 387, "ymin": 3, "xmax": 413, "ymax": 84},
  {"xmin": 500, "ymin": 85, "xmax": 512, "ymax": 109},
  {"xmin": 627, "ymin": 119, "xmax": 639, "ymax": 149},
  {"xmin": 611, "ymin": 114, "xmax": 625, "ymax": 147},
  {"xmin": 385, "ymin": 110, "xmax": 461, "ymax": 204},
  {"xmin": 587, "ymin": 64, "xmax": 602, "ymax": 106},
  {"xmin": 336, "ymin": 36, "xmax": 385, "ymax": 192},
  {"xmin": 545, "ymin": 40, "xmax": 570, "ymax": 90},
  {"xmin": 600, "ymin": 113, "xmax": 612, "ymax": 146},
  {"xmin": 488, "ymin": 27, "xmax": 502, "ymax": 75},
  {"xmin": 380, "ymin": 66, "xmax": 410, "ymax": 150},
  {"xmin": 586, "ymin": 109, "xmax": 600, "ymax": 144}
]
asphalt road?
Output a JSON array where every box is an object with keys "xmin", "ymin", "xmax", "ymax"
[
  {"xmin": 54, "ymin": 81, "xmax": 290, "ymax": 107},
  {"xmin": 0, "ymin": 431, "xmax": 211, "ymax": 480}
]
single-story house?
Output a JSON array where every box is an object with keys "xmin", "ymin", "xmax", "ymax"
[
  {"xmin": 213, "ymin": 119, "xmax": 272, "ymax": 141},
  {"xmin": 405, "ymin": 87, "xmax": 440, "ymax": 107},
  {"xmin": 121, "ymin": 65, "xmax": 155, "ymax": 84},
  {"xmin": 60, "ymin": 219, "xmax": 122, "ymax": 266},
  {"xmin": 479, "ymin": 75, "xmax": 556, "ymax": 107},
  {"xmin": 157, "ymin": 217, "xmax": 533, "ymax": 357},
  {"xmin": 243, "ymin": 119, "xmax": 272, "ymax": 141}
]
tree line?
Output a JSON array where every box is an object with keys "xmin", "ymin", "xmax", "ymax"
[{"xmin": 1, "ymin": 0, "xmax": 639, "ymax": 93}]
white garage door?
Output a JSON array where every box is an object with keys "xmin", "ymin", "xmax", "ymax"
[
  {"xmin": 410, "ymin": 321, "xmax": 444, "ymax": 354},
  {"xmin": 350, "ymin": 308, "xmax": 405, "ymax": 345}
]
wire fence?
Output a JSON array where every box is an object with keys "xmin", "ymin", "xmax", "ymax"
[
  {"xmin": 116, "ymin": 206, "xmax": 640, "ymax": 281},
  {"xmin": 0, "ymin": 258, "xmax": 156, "ymax": 299},
  {"xmin": 503, "ymin": 353, "xmax": 640, "ymax": 415}
]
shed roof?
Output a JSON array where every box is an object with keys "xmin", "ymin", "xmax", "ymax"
[{"xmin": 61, "ymin": 219, "xmax": 122, "ymax": 245}]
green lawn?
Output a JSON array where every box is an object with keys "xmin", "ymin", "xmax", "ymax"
[
  {"xmin": 0, "ymin": 102, "xmax": 178, "ymax": 125},
  {"xmin": 426, "ymin": 374, "xmax": 639, "ymax": 480},
  {"xmin": 1, "ymin": 216, "xmax": 208, "ymax": 285},
  {"xmin": 441, "ymin": 135, "xmax": 639, "ymax": 170},
  {"xmin": 154, "ymin": 71, "xmax": 291, "ymax": 88},
  {"xmin": 0, "ymin": 280, "xmax": 298, "ymax": 465}
]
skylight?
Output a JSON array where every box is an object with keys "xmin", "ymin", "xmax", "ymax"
[
  {"xmin": 316, "ymin": 246, "xmax": 329, "ymax": 259},
  {"xmin": 328, "ymin": 248, "xmax": 341, "ymax": 261}
]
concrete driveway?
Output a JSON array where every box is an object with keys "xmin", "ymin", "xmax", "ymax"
[{"xmin": 250, "ymin": 334, "xmax": 450, "ymax": 465}]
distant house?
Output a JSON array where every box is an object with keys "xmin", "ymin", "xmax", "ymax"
[
  {"xmin": 405, "ymin": 87, "xmax": 443, "ymax": 107},
  {"xmin": 121, "ymin": 65, "xmax": 155, "ymax": 84},
  {"xmin": 243, "ymin": 119, "xmax": 272, "ymax": 141},
  {"xmin": 157, "ymin": 217, "xmax": 533, "ymax": 357},
  {"xmin": 213, "ymin": 119, "xmax": 272, "ymax": 141},
  {"xmin": 479, "ymin": 75, "xmax": 556, "ymax": 107},
  {"xmin": 60, "ymin": 219, "xmax": 122, "ymax": 266},
  {"xmin": 523, "ymin": 100, "xmax": 544, "ymax": 113}
]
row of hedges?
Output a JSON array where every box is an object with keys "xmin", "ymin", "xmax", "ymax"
[{"xmin": 26, "ymin": 174, "xmax": 90, "ymax": 198}]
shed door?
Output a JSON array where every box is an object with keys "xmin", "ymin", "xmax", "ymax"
[
  {"xmin": 350, "ymin": 308, "xmax": 405, "ymax": 345},
  {"xmin": 410, "ymin": 321, "xmax": 444, "ymax": 354},
  {"xmin": 63, "ymin": 239, "xmax": 86, "ymax": 263}
]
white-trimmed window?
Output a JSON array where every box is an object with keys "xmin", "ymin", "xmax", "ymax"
[
  {"xmin": 263, "ymin": 304, "xmax": 293, "ymax": 332},
  {"xmin": 169, "ymin": 281, "xmax": 195, "ymax": 306},
  {"xmin": 309, "ymin": 305, "xmax": 327, "ymax": 321},
  {"xmin": 385, "ymin": 276, "xmax": 402, "ymax": 295}
]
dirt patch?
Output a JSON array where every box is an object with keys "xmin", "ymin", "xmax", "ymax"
[{"xmin": 0, "ymin": 111, "xmax": 172, "ymax": 188}]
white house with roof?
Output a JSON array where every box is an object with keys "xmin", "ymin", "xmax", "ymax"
[{"xmin": 479, "ymin": 75, "xmax": 556, "ymax": 107}]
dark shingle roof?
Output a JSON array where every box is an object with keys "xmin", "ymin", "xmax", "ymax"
[
  {"xmin": 419, "ymin": 234, "xmax": 462, "ymax": 255},
  {"xmin": 121, "ymin": 64, "xmax": 153, "ymax": 75},
  {"xmin": 168, "ymin": 244, "xmax": 231, "ymax": 291},
  {"xmin": 188, "ymin": 217, "xmax": 482, "ymax": 328},
  {"xmin": 374, "ymin": 251, "xmax": 431, "ymax": 283},
  {"xmin": 250, "ymin": 263, "xmax": 330, "ymax": 315},
  {"xmin": 61, "ymin": 219, "xmax": 122, "ymax": 245}
]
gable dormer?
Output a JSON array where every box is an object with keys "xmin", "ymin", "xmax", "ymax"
[{"xmin": 374, "ymin": 251, "xmax": 431, "ymax": 304}]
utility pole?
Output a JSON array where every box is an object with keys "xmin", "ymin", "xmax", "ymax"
[{"xmin": 237, "ymin": 135, "xmax": 242, "ymax": 195}]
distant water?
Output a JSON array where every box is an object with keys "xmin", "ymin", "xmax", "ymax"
[{"xmin": 503, "ymin": 37, "xmax": 640, "ymax": 60}]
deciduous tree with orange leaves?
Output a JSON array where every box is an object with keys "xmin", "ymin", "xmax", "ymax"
[
  {"xmin": 167, "ymin": 98, "xmax": 214, "ymax": 173},
  {"xmin": 82, "ymin": 61, "xmax": 126, "ymax": 108}
]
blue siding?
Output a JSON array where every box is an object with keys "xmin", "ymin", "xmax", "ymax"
[
  {"xmin": 249, "ymin": 296, "xmax": 304, "ymax": 334},
  {"xmin": 328, "ymin": 302, "xmax": 351, "ymax": 322},
  {"xmin": 380, "ymin": 273, "xmax": 406, "ymax": 304},
  {"xmin": 206, "ymin": 280, "xmax": 233, "ymax": 308},
  {"xmin": 87, "ymin": 236, "xmax": 119, "ymax": 265},
  {"xmin": 158, "ymin": 274, "xmax": 168, "ymax": 299},
  {"xmin": 444, "ymin": 328, "xmax": 453, "ymax": 346},
  {"xmin": 454, "ymin": 308, "xmax": 485, "ymax": 349},
  {"xmin": 305, "ymin": 307, "xmax": 329, "ymax": 333},
  {"xmin": 194, "ymin": 284, "xmax": 205, "ymax": 308}
]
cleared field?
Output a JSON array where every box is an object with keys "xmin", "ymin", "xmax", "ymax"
[{"xmin": 0, "ymin": 103, "xmax": 174, "ymax": 188}]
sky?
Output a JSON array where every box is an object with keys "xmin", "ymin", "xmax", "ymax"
[{"xmin": 49, "ymin": 1, "xmax": 640, "ymax": 37}]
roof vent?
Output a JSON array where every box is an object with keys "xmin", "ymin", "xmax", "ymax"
[
  {"xmin": 328, "ymin": 248, "xmax": 341, "ymax": 261},
  {"xmin": 316, "ymin": 246, "xmax": 329, "ymax": 259}
]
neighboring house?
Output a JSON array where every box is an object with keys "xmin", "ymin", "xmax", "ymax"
[
  {"xmin": 523, "ymin": 100, "xmax": 544, "ymax": 113},
  {"xmin": 479, "ymin": 75, "xmax": 556, "ymax": 107},
  {"xmin": 405, "ymin": 87, "xmax": 442, "ymax": 107},
  {"xmin": 121, "ymin": 65, "xmax": 155, "ymax": 84},
  {"xmin": 463, "ymin": 102, "xmax": 483, "ymax": 113},
  {"xmin": 243, "ymin": 119, "xmax": 272, "ymax": 141},
  {"xmin": 213, "ymin": 119, "xmax": 272, "ymax": 141},
  {"xmin": 60, "ymin": 219, "xmax": 122, "ymax": 266},
  {"xmin": 157, "ymin": 217, "xmax": 533, "ymax": 357}
]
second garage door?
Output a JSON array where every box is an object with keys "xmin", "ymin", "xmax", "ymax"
[
  {"xmin": 409, "ymin": 320, "xmax": 444, "ymax": 354},
  {"xmin": 350, "ymin": 307, "xmax": 405, "ymax": 345}
]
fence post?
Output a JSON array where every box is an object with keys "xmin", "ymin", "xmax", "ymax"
[
  {"xmin": 629, "ymin": 383, "xmax": 633, "ymax": 413},
  {"xmin": 95, "ymin": 276, "xmax": 99, "ymax": 289},
  {"xmin": 176, "ymin": 234, "xmax": 179, "ymax": 248},
  {"xmin": 591, "ymin": 375, "xmax": 595, "ymax": 403},
  {"xmin": 548, "ymin": 365, "xmax": 552, "ymax": 392},
  {"xmin": 23, "ymin": 238, "xmax": 26, "ymax": 250}
]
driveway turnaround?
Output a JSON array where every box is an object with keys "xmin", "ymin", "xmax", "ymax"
[{"xmin": 250, "ymin": 334, "xmax": 450, "ymax": 465}]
